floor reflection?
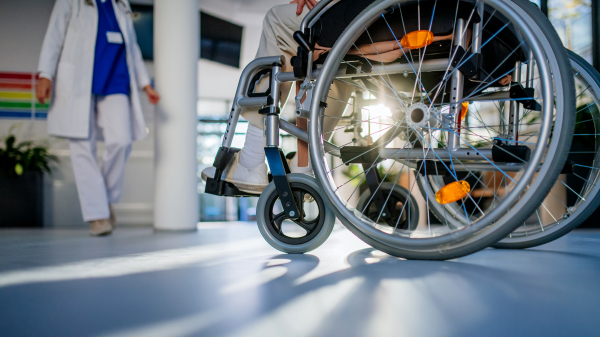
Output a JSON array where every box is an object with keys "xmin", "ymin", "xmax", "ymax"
[{"xmin": 0, "ymin": 224, "xmax": 599, "ymax": 337}]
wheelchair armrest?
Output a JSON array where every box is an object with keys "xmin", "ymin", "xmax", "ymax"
[
  {"xmin": 293, "ymin": 30, "xmax": 313, "ymax": 52},
  {"xmin": 291, "ymin": 47, "xmax": 308, "ymax": 78}
]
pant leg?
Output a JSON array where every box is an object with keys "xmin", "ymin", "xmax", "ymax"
[
  {"xmin": 96, "ymin": 94, "xmax": 133, "ymax": 204},
  {"xmin": 242, "ymin": 4, "xmax": 354, "ymax": 134},
  {"xmin": 69, "ymin": 97, "xmax": 111, "ymax": 221},
  {"xmin": 241, "ymin": 4, "xmax": 307, "ymax": 128}
]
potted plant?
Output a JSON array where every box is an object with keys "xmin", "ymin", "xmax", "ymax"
[{"xmin": 0, "ymin": 131, "xmax": 58, "ymax": 228}]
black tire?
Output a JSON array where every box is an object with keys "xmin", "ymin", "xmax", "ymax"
[{"xmin": 256, "ymin": 174, "xmax": 335, "ymax": 253}]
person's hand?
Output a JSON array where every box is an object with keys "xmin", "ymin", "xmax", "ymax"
[
  {"xmin": 290, "ymin": 0, "xmax": 317, "ymax": 15},
  {"xmin": 36, "ymin": 78, "xmax": 52, "ymax": 105},
  {"xmin": 143, "ymin": 85, "xmax": 160, "ymax": 105}
]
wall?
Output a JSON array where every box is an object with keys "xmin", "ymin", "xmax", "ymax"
[
  {"xmin": 197, "ymin": 0, "xmax": 282, "ymax": 100},
  {"xmin": 0, "ymin": 0, "xmax": 282, "ymax": 227},
  {"xmin": 0, "ymin": 0, "xmax": 156, "ymax": 227}
]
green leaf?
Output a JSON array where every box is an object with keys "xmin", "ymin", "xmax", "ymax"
[
  {"xmin": 16, "ymin": 141, "xmax": 33, "ymax": 149},
  {"xmin": 14, "ymin": 163, "xmax": 23, "ymax": 176},
  {"xmin": 6, "ymin": 136, "xmax": 16, "ymax": 150},
  {"xmin": 1, "ymin": 131, "xmax": 59, "ymax": 176}
]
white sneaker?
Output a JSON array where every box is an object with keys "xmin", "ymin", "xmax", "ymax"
[
  {"xmin": 201, "ymin": 152, "xmax": 269, "ymax": 194},
  {"xmin": 287, "ymin": 152, "xmax": 313, "ymax": 175}
]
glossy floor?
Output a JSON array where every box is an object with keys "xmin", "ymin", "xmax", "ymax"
[{"xmin": 0, "ymin": 223, "xmax": 599, "ymax": 337}]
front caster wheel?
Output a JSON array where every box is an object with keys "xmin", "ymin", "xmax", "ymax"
[
  {"xmin": 256, "ymin": 173, "xmax": 335, "ymax": 254},
  {"xmin": 356, "ymin": 183, "xmax": 420, "ymax": 230}
]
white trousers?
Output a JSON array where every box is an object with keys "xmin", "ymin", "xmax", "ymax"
[
  {"xmin": 69, "ymin": 94, "xmax": 133, "ymax": 222},
  {"xmin": 241, "ymin": 4, "xmax": 352, "ymax": 133}
]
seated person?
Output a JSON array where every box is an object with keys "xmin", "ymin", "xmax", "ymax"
[
  {"xmin": 202, "ymin": 0, "xmax": 351, "ymax": 194},
  {"xmin": 201, "ymin": 0, "xmax": 516, "ymax": 195}
]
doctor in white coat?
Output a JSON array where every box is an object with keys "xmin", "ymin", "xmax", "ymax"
[{"xmin": 36, "ymin": 0, "xmax": 160, "ymax": 236}]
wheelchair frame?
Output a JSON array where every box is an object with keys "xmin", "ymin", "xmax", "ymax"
[{"xmin": 205, "ymin": 0, "xmax": 544, "ymax": 224}]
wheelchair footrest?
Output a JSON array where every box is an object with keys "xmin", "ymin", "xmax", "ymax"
[{"xmin": 204, "ymin": 177, "xmax": 260, "ymax": 197}]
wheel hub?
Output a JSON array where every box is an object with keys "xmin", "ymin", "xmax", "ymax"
[{"xmin": 406, "ymin": 103, "xmax": 440, "ymax": 130}]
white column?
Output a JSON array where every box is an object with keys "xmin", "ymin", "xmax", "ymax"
[{"xmin": 153, "ymin": 0, "xmax": 199, "ymax": 231}]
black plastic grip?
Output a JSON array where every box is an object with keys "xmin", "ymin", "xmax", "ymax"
[
  {"xmin": 293, "ymin": 31, "xmax": 313, "ymax": 52},
  {"xmin": 247, "ymin": 69, "xmax": 272, "ymax": 98}
]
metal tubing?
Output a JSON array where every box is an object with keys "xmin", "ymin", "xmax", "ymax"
[
  {"xmin": 526, "ymin": 51, "xmax": 535, "ymax": 88},
  {"xmin": 294, "ymin": 109, "xmax": 310, "ymax": 119},
  {"xmin": 380, "ymin": 148, "xmax": 493, "ymax": 161},
  {"xmin": 448, "ymin": 19, "xmax": 467, "ymax": 150},
  {"xmin": 450, "ymin": 163, "xmax": 526, "ymax": 172},
  {"xmin": 335, "ymin": 58, "xmax": 450, "ymax": 79},
  {"xmin": 277, "ymin": 71, "xmax": 305, "ymax": 83},
  {"xmin": 279, "ymin": 119, "xmax": 340, "ymax": 156},
  {"xmin": 410, "ymin": 162, "xmax": 531, "ymax": 172},
  {"xmin": 300, "ymin": 0, "xmax": 336, "ymax": 33},
  {"xmin": 237, "ymin": 96, "xmax": 268, "ymax": 107},
  {"xmin": 266, "ymin": 115, "xmax": 280, "ymax": 147},
  {"xmin": 222, "ymin": 56, "xmax": 285, "ymax": 147},
  {"xmin": 508, "ymin": 63, "xmax": 522, "ymax": 145},
  {"xmin": 270, "ymin": 64, "xmax": 282, "ymax": 114},
  {"xmin": 472, "ymin": 3, "xmax": 485, "ymax": 54},
  {"xmin": 468, "ymin": 91, "xmax": 511, "ymax": 102},
  {"xmin": 276, "ymin": 58, "xmax": 450, "ymax": 82}
]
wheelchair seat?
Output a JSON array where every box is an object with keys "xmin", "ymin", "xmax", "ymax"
[{"xmin": 307, "ymin": 0, "xmax": 528, "ymax": 101}]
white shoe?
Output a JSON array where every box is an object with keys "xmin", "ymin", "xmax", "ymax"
[
  {"xmin": 287, "ymin": 152, "xmax": 313, "ymax": 175},
  {"xmin": 90, "ymin": 219, "xmax": 113, "ymax": 236},
  {"xmin": 201, "ymin": 152, "xmax": 269, "ymax": 194}
]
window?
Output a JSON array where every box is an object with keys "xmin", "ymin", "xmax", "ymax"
[{"xmin": 548, "ymin": 0, "xmax": 593, "ymax": 64}]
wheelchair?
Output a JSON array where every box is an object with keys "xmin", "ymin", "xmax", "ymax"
[
  {"xmin": 493, "ymin": 50, "xmax": 600, "ymax": 249},
  {"xmin": 205, "ymin": 0, "xmax": 576, "ymax": 260}
]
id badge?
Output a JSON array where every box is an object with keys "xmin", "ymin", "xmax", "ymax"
[{"xmin": 106, "ymin": 31, "xmax": 124, "ymax": 44}]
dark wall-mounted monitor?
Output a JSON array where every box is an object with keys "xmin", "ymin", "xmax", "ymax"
[
  {"xmin": 130, "ymin": 5, "xmax": 243, "ymax": 68},
  {"xmin": 200, "ymin": 12, "xmax": 243, "ymax": 68}
]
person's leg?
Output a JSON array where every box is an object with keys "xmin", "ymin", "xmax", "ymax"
[
  {"xmin": 239, "ymin": 4, "xmax": 309, "ymax": 165},
  {"xmin": 203, "ymin": 4, "xmax": 307, "ymax": 189},
  {"xmin": 203, "ymin": 4, "xmax": 354, "ymax": 190},
  {"xmin": 69, "ymin": 97, "xmax": 112, "ymax": 234},
  {"xmin": 323, "ymin": 81, "xmax": 354, "ymax": 138},
  {"xmin": 238, "ymin": 123, "xmax": 267, "ymax": 168},
  {"xmin": 242, "ymin": 3, "xmax": 308, "ymax": 124},
  {"xmin": 95, "ymin": 94, "xmax": 133, "ymax": 216}
]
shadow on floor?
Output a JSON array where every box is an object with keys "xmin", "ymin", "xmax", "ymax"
[{"xmin": 0, "ymin": 227, "xmax": 599, "ymax": 337}]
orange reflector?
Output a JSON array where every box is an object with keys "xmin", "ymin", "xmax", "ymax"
[
  {"xmin": 400, "ymin": 30, "xmax": 434, "ymax": 49},
  {"xmin": 459, "ymin": 102, "xmax": 469, "ymax": 121},
  {"xmin": 435, "ymin": 181, "xmax": 471, "ymax": 205}
]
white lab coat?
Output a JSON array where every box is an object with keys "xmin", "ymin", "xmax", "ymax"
[{"xmin": 38, "ymin": 0, "xmax": 150, "ymax": 140}]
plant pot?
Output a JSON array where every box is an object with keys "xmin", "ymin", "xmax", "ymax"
[{"xmin": 0, "ymin": 171, "xmax": 44, "ymax": 227}]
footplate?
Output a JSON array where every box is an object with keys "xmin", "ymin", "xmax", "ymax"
[{"xmin": 204, "ymin": 147, "xmax": 260, "ymax": 197}]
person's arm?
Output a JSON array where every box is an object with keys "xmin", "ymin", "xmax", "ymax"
[
  {"xmin": 123, "ymin": 5, "xmax": 159, "ymax": 104},
  {"xmin": 36, "ymin": 0, "xmax": 73, "ymax": 105},
  {"xmin": 290, "ymin": 0, "xmax": 317, "ymax": 15}
]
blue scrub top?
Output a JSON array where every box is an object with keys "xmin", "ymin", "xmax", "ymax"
[{"xmin": 92, "ymin": 0, "xmax": 130, "ymax": 96}]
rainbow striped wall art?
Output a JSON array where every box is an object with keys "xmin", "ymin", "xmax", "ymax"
[{"xmin": 0, "ymin": 72, "xmax": 49, "ymax": 119}]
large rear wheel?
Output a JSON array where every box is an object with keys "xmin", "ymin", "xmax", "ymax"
[{"xmin": 308, "ymin": 0, "xmax": 575, "ymax": 259}]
